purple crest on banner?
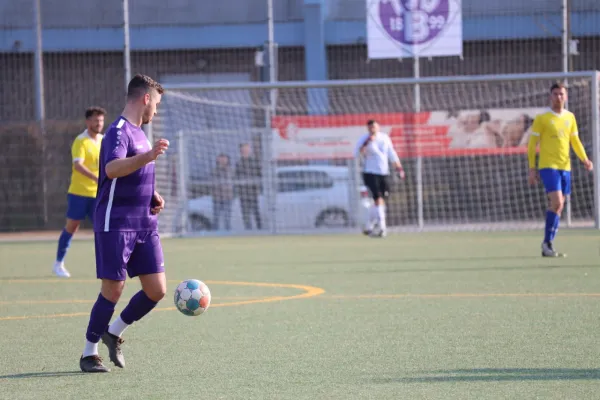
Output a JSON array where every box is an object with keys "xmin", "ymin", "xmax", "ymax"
[{"xmin": 378, "ymin": 0, "xmax": 450, "ymax": 46}]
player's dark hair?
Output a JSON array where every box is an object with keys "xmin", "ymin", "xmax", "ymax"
[
  {"xmin": 479, "ymin": 110, "xmax": 491, "ymax": 124},
  {"xmin": 550, "ymin": 82, "xmax": 567, "ymax": 92},
  {"xmin": 239, "ymin": 143, "xmax": 250, "ymax": 149},
  {"xmin": 85, "ymin": 106, "xmax": 106, "ymax": 119},
  {"xmin": 216, "ymin": 153, "xmax": 230, "ymax": 164},
  {"xmin": 446, "ymin": 110, "xmax": 459, "ymax": 119},
  {"xmin": 366, "ymin": 120, "xmax": 377, "ymax": 126},
  {"xmin": 127, "ymin": 74, "xmax": 164, "ymax": 100},
  {"xmin": 522, "ymin": 114, "xmax": 534, "ymax": 132}
]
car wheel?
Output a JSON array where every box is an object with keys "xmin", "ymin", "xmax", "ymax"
[
  {"xmin": 316, "ymin": 209, "xmax": 349, "ymax": 228},
  {"xmin": 189, "ymin": 215, "xmax": 212, "ymax": 231}
]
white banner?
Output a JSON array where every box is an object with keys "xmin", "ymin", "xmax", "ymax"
[
  {"xmin": 272, "ymin": 108, "xmax": 544, "ymax": 160},
  {"xmin": 366, "ymin": 0, "xmax": 463, "ymax": 59}
]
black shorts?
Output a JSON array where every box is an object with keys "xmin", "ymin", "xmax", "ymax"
[{"xmin": 362, "ymin": 173, "xmax": 390, "ymax": 200}]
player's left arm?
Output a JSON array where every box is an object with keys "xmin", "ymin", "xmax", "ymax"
[
  {"xmin": 569, "ymin": 115, "xmax": 593, "ymax": 171},
  {"xmin": 151, "ymin": 191, "xmax": 165, "ymax": 215},
  {"xmin": 386, "ymin": 136, "xmax": 405, "ymax": 179}
]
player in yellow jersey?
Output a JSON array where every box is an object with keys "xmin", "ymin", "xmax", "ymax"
[
  {"xmin": 53, "ymin": 107, "xmax": 106, "ymax": 277},
  {"xmin": 527, "ymin": 83, "xmax": 593, "ymax": 257}
]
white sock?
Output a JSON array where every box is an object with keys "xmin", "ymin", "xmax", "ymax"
[
  {"xmin": 82, "ymin": 340, "xmax": 98, "ymax": 358},
  {"xmin": 108, "ymin": 316, "xmax": 130, "ymax": 338},
  {"xmin": 368, "ymin": 206, "xmax": 378, "ymax": 228},
  {"xmin": 377, "ymin": 204, "xmax": 386, "ymax": 231}
]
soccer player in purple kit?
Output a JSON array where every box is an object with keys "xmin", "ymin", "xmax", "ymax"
[{"xmin": 79, "ymin": 74, "xmax": 170, "ymax": 373}]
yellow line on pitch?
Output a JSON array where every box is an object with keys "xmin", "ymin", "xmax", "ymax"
[
  {"xmin": 0, "ymin": 279, "xmax": 99, "ymax": 283},
  {"xmin": 0, "ymin": 281, "xmax": 325, "ymax": 321},
  {"xmin": 324, "ymin": 293, "xmax": 600, "ymax": 299},
  {"xmin": 0, "ymin": 296, "xmax": 267, "ymax": 305},
  {"xmin": 0, "ymin": 298, "xmax": 283, "ymax": 321},
  {"xmin": 0, "ymin": 279, "xmax": 322, "ymax": 289},
  {"xmin": 0, "ymin": 312, "xmax": 93, "ymax": 321},
  {"xmin": 155, "ymin": 284, "xmax": 325, "ymax": 311}
]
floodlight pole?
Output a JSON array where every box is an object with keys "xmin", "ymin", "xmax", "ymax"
[
  {"xmin": 123, "ymin": 0, "xmax": 131, "ymax": 91},
  {"xmin": 562, "ymin": 0, "xmax": 573, "ymax": 227},
  {"xmin": 267, "ymin": 0, "xmax": 277, "ymax": 111},
  {"xmin": 414, "ymin": 53, "xmax": 424, "ymax": 230},
  {"xmin": 265, "ymin": 0, "xmax": 277, "ymax": 234},
  {"xmin": 33, "ymin": 0, "xmax": 48, "ymax": 224}
]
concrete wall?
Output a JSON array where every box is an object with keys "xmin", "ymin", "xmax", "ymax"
[
  {"xmin": 0, "ymin": 0, "xmax": 302, "ymax": 28},
  {"xmin": 1, "ymin": 0, "xmax": 598, "ymax": 28},
  {"xmin": 2, "ymin": 37, "xmax": 600, "ymax": 122},
  {"xmin": 330, "ymin": 0, "xmax": 599, "ymax": 19}
]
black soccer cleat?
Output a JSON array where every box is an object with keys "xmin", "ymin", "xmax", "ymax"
[
  {"xmin": 101, "ymin": 332, "xmax": 126, "ymax": 368},
  {"xmin": 80, "ymin": 355, "xmax": 110, "ymax": 373},
  {"xmin": 541, "ymin": 241, "xmax": 566, "ymax": 258}
]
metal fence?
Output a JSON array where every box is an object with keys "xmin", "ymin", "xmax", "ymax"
[
  {"xmin": 156, "ymin": 72, "xmax": 600, "ymax": 236},
  {"xmin": 0, "ymin": 0, "xmax": 599, "ymax": 232}
]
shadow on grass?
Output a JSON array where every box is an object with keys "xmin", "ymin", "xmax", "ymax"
[
  {"xmin": 375, "ymin": 368, "xmax": 600, "ymax": 383},
  {"xmin": 0, "ymin": 371, "xmax": 82, "ymax": 379}
]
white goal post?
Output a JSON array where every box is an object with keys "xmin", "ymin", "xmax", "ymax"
[{"xmin": 152, "ymin": 71, "xmax": 600, "ymax": 237}]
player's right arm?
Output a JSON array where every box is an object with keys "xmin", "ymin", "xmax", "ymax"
[
  {"xmin": 71, "ymin": 139, "xmax": 98, "ymax": 183},
  {"xmin": 527, "ymin": 116, "xmax": 541, "ymax": 185},
  {"xmin": 354, "ymin": 134, "xmax": 367, "ymax": 158},
  {"xmin": 104, "ymin": 130, "xmax": 169, "ymax": 179},
  {"xmin": 354, "ymin": 134, "xmax": 374, "ymax": 157}
]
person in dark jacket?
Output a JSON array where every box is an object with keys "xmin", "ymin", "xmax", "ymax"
[
  {"xmin": 212, "ymin": 154, "xmax": 234, "ymax": 231},
  {"xmin": 234, "ymin": 143, "xmax": 262, "ymax": 230}
]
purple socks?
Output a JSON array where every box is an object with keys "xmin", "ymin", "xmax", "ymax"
[
  {"xmin": 85, "ymin": 290, "xmax": 158, "ymax": 344},
  {"xmin": 120, "ymin": 290, "xmax": 158, "ymax": 325},
  {"xmin": 85, "ymin": 294, "xmax": 116, "ymax": 343}
]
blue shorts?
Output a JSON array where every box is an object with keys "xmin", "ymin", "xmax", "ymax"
[
  {"xmin": 539, "ymin": 169, "xmax": 571, "ymax": 195},
  {"xmin": 66, "ymin": 193, "xmax": 96, "ymax": 221},
  {"xmin": 94, "ymin": 231, "xmax": 165, "ymax": 281}
]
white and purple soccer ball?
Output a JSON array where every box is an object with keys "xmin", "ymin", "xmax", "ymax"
[{"xmin": 174, "ymin": 279, "xmax": 211, "ymax": 316}]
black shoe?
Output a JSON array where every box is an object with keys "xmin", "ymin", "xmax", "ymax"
[
  {"xmin": 101, "ymin": 332, "xmax": 125, "ymax": 368},
  {"xmin": 80, "ymin": 355, "xmax": 110, "ymax": 373},
  {"xmin": 541, "ymin": 241, "xmax": 566, "ymax": 258}
]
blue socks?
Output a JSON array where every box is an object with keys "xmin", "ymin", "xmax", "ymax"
[
  {"xmin": 544, "ymin": 211, "xmax": 560, "ymax": 243},
  {"xmin": 120, "ymin": 290, "xmax": 158, "ymax": 325},
  {"xmin": 56, "ymin": 229, "xmax": 73, "ymax": 262},
  {"xmin": 85, "ymin": 294, "xmax": 116, "ymax": 343}
]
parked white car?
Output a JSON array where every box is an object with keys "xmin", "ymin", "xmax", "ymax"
[{"xmin": 186, "ymin": 165, "xmax": 373, "ymax": 231}]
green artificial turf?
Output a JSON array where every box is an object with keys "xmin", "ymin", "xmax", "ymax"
[{"xmin": 1, "ymin": 230, "xmax": 600, "ymax": 399}]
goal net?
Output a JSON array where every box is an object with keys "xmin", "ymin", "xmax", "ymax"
[{"xmin": 153, "ymin": 72, "xmax": 600, "ymax": 236}]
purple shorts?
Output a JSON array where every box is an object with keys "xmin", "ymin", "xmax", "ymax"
[{"xmin": 94, "ymin": 231, "xmax": 164, "ymax": 281}]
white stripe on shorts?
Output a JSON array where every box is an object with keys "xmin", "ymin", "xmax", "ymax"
[{"xmin": 104, "ymin": 179, "xmax": 117, "ymax": 232}]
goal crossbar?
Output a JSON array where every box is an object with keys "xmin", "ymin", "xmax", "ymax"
[{"xmin": 162, "ymin": 71, "xmax": 600, "ymax": 91}]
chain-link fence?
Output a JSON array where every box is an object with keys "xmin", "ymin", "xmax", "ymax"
[{"xmin": 0, "ymin": 0, "xmax": 599, "ymax": 232}]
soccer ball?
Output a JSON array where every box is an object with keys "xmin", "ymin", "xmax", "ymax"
[{"xmin": 174, "ymin": 279, "xmax": 211, "ymax": 316}]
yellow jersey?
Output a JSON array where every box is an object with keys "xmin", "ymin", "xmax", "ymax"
[
  {"xmin": 528, "ymin": 109, "xmax": 587, "ymax": 171},
  {"xmin": 68, "ymin": 130, "xmax": 103, "ymax": 198}
]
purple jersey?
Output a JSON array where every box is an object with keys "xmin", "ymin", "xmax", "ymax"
[{"xmin": 94, "ymin": 117, "xmax": 157, "ymax": 232}]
